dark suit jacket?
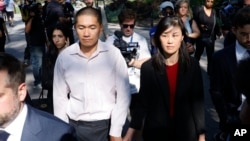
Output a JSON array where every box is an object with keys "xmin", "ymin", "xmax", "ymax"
[
  {"xmin": 210, "ymin": 44, "xmax": 241, "ymax": 129},
  {"xmin": 21, "ymin": 104, "xmax": 77, "ymax": 141},
  {"xmin": 130, "ymin": 57, "xmax": 205, "ymax": 141}
]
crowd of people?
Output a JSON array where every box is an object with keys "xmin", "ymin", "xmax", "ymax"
[{"xmin": 0, "ymin": 0, "xmax": 250, "ymax": 141}]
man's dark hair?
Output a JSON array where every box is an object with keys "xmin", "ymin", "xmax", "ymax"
[
  {"xmin": 233, "ymin": 5, "xmax": 250, "ymax": 28},
  {"xmin": 118, "ymin": 9, "xmax": 136, "ymax": 24},
  {"xmin": 74, "ymin": 7, "xmax": 102, "ymax": 25},
  {"xmin": 0, "ymin": 53, "xmax": 25, "ymax": 91}
]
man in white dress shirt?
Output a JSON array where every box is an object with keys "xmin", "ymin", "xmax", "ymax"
[{"xmin": 53, "ymin": 7, "xmax": 130, "ymax": 141}]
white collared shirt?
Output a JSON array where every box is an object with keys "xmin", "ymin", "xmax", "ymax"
[
  {"xmin": 235, "ymin": 41, "xmax": 248, "ymax": 110},
  {"xmin": 3, "ymin": 104, "xmax": 28, "ymax": 141},
  {"xmin": 53, "ymin": 40, "xmax": 130, "ymax": 137},
  {"xmin": 235, "ymin": 40, "xmax": 250, "ymax": 62}
]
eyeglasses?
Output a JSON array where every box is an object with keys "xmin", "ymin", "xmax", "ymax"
[{"xmin": 122, "ymin": 24, "xmax": 135, "ymax": 29}]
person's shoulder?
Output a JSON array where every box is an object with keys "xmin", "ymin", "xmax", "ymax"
[
  {"xmin": 216, "ymin": 44, "xmax": 235, "ymax": 55},
  {"xmin": 26, "ymin": 105, "xmax": 76, "ymax": 140},
  {"xmin": 27, "ymin": 105, "xmax": 72, "ymax": 128},
  {"xmin": 134, "ymin": 32, "xmax": 147, "ymax": 42}
]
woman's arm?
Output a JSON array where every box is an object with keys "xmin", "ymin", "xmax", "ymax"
[{"xmin": 188, "ymin": 19, "xmax": 200, "ymax": 39}]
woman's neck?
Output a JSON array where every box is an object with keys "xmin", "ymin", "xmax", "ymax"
[{"xmin": 165, "ymin": 52, "xmax": 179, "ymax": 66}]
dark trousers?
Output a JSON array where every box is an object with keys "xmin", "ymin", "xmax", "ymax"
[
  {"xmin": 24, "ymin": 33, "xmax": 30, "ymax": 60},
  {"xmin": 194, "ymin": 37, "xmax": 215, "ymax": 75},
  {"xmin": 69, "ymin": 119, "xmax": 110, "ymax": 141},
  {"xmin": 46, "ymin": 89, "xmax": 54, "ymax": 114}
]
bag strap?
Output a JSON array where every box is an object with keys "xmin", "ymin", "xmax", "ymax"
[{"xmin": 210, "ymin": 11, "xmax": 216, "ymax": 39}]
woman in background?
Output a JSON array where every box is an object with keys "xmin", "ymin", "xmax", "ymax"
[
  {"xmin": 41, "ymin": 23, "xmax": 70, "ymax": 114},
  {"xmin": 175, "ymin": 0, "xmax": 200, "ymax": 55}
]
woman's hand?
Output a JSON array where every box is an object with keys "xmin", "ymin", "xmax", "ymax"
[{"xmin": 123, "ymin": 128, "xmax": 136, "ymax": 141}]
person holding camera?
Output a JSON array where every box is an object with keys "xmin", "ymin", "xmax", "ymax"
[
  {"xmin": 25, "ymin": 2, "xmax": 46, "ymax": 88},
  {"xmin": 106, "ymin": 8, "xmax": 151, "ymax": 140}
]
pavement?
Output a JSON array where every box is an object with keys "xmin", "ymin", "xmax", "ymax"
[{"xmin": 5, "ymin": 13, "xmax": 225, "ymax": 141}]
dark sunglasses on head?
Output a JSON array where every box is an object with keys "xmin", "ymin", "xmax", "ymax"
[{"xmin": 122, "ymin": 24, "xmax": 135, "ymax": 29}]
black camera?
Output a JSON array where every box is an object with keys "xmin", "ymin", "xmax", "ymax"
[
  {"xmin": 19, "ymin": 1, "xmax": 41, "ymax": 22},
  {"xmin": 113, "ymin": 30, "xmax": 139, "ymax": 65}
]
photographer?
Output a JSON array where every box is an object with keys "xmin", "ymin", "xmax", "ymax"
[
  {"xmin": 106, "ymin": 8, "xmax": 151, "ymax": 140},
  {"xmin": 19, "ymin": 0, "xmax": 36, "ymax": 66},
  {"xmin": 25, "ymin": 2, "xmax": 46, "ymax": 88}
]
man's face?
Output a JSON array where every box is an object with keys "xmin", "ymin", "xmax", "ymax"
[
  {"xmin": 83, "ymin": 0, "xmax": 94, "ymax": 7},
  {"xmin": 233, "ymin": 24, "xmax": 250, "ymax": 49},
  {"xmin": 0, "ymin": 71, "xmax": 24, "ymax": 128},
  {"xmin": 244, "ymin": 0, "xmax": 250, "ymax": 7},
  {"xmin": 75, "ymin": 14, "xmax": 102, "ymax": 50},
  {"xmin": 120, "ymin": 19, "xmax": 135, "ymax": 37}
]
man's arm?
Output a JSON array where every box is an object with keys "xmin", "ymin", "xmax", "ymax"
[
  {"xmin": 53, "ymin": 55, "xmax": 70, "ymax": 122},
  {"xmin": 109, "ymin": 50, "xmax": 131, "ymax": 137}
]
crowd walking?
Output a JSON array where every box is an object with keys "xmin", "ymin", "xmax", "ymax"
[{"xmin": 1, "ymin": 0, "xmax": 250, "ymax": 141}]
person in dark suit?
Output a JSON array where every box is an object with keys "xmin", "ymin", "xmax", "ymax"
[
  {"xmin": 237, "ymin": 58, "xmax": 250, "ymax": 125},
  {"xmin": 0, "ymin": 52, "xmax": 76, "ymax": 141},
  {"xmin": 210, "ymin": 6, "xmax": 250, "ymax": 141},
  {"xmin": 123, "ymin": 16, "xmax": 205, "ymax": 141}
]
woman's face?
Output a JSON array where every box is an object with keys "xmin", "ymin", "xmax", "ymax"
[
  {"xmin": 205, "ymin": 0, "xmax": 214, "ymax": 8},
  {"xmin": 52, "ymin": 29, "xmax": 66, "ymax": 50},
  {"xmin": 178, "ymin": 2, "xmax": 189, "ymax": 16},
  {"xmin": 160, "ymin": 26, "xmax": 184, "ymax": 55}
]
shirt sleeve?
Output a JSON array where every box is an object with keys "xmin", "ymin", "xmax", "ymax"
[
  {"xmin": 109, "ymin": 50, "xmax": 131, "ymax": 137},
  {"xmin": 53, "ymin": 55, "xmax": 70, "ymax": 123}
]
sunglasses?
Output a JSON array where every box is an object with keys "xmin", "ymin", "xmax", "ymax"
[{"xmin": 122, "ymin": 24, "xmax": 135, "ymax": 29}]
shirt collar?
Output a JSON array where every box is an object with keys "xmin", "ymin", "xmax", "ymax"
[
  {"xmin": 4, "ymin": 104, "xmax": 28, "ymax": 140},
  {"xmin": 70, "ymin": 40, "xmax": 109, "ymax": 57},
  {"xmin": 235, "ymin": 40, "xmax": 249, "ymax": 62}
]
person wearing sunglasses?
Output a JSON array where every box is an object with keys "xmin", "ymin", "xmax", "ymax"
[{"xmin": 106, "ymin": 8, "xmax": 151, "ymax": 140}]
